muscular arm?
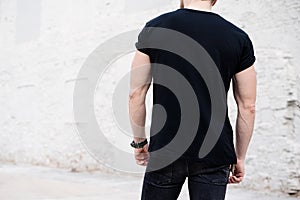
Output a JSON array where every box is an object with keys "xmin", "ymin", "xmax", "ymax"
[
  {"xmin": 129, "ymin": 50, "xmax": 151, "ymax": 142},
  {"xmin": 229, "ymin": 65, "xmax": 256, "ymax": 183},
  {"xmin": 129, "ymin": 50, "xmax": 151, "ymax": 166},
  {"xmin": 233, "ymin": 65, "xmax": 256, "ymax": 160}
]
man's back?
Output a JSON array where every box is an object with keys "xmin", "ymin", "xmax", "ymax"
[
  {"xmin": 137, "ymin": 8, "xmax": 255, "ymax": 84},
  {"xmin": 135, "ymin": 8, "xmax": 256, "ymax": 166},
  {"xmin": 130, "ymin": 1, "xmax": 256, "ymax": 199}
]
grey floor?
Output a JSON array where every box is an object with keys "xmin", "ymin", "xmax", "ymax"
[{"xmin": 0, "ymin": 164, "xmax": 298, "ymax": 200}]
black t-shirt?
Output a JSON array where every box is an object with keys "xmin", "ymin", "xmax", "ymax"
[{"xmin": 135, "ymin": 8, "xmax": 256, "ymax": 166}]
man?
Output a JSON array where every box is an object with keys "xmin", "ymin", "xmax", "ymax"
[{"xmin": 129, "ymin": 0, "xmax": 256, "ymax": 199}]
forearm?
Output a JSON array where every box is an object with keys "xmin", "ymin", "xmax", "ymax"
[
  {"xmin": 129, "ymin": 95, "xmax": 147, "ymax": 142},
  {"xmin": 129, "ymin": 51, "xmax": 151, "ymax": 143},
  {"xmin": 235, "ymin": 106, "xmax": 255, "ymax": 161}
]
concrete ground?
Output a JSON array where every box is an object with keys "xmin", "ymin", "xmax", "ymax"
[{"xmin": 0, "ymin": 164, "xmax": 298, "ymax": 200}]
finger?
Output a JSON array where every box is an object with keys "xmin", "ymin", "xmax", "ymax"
[
  {"xmin": 229, "ymin": 179, "xmax": 238, "ymax": 184},
  {"xmin": 228, "ymin": 176, "xmax": 236, "ymax": 184},
  {"xmin": 233, "ymin": 176, "xmax": 243, "ymax": 182},
  {"xmin": 134, "ymin": 149, "xmax": 143, "ymax": 154},
  {"xmin": 134, "ymin": 151, "xmax": 148, "ymax": 158},
  {"xmin": 228, "ymin": 176, "xmax": 239, "ymax": 184},
  {"xmin": 141, "ymin": 161, "xmax": 148, "ymax": 166},
  {"xmin": 136, "ymin": 160, "xmax": 144, "ymax": 165},
  {"xmin": 136, "ymin": 159, "xmax": 148, "ymax": 166},
  {"xmin": 135, "ymin": 154, "xmax": 149, "ymax": 160},
  {"xmin": 134, "ymin": 151, "xmax": 149, "ymax": 156},
  {"xmin": 135, "ymin": 155, "xmax": 149, "ymax": 162},
  {"xmin": 231, "ymin": 176, "xmax": 243, "ymax": 183},
  {"xmin": 135, "ymin": 158, "xmax": 148, "ymax": 162}
]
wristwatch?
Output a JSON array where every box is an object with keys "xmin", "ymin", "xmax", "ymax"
[{"xmin": 130, "ymin": 138, "xmax": 148, "ymax": 148}]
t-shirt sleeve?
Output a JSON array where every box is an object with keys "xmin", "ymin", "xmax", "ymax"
[
  {"xmin": 135, "ymin": 23, "xmax": 151, "ymax": 56},
  {"xmin": 235, "ymin": 34, "xmax": 256, "ymax": 74}
]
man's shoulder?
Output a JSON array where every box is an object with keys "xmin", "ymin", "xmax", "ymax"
[
  {"xmin": 220, "ymin": 16, "xmax": 250, "ymax": 38},
  {"xmin": 142, "ymin": 10, "xmax": 251, "ymax": 42},
  {"xmin": 144, "ymin": 10, "xmax": 178, "ymax": 27}
]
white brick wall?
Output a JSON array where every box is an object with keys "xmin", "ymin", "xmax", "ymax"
[{"xmin": 0, "ymin": 0, "xmax": 299, "ymax": 196}]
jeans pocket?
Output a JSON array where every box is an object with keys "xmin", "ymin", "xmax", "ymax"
[
  {"xmin": 144, "ymin": 164, "xmax": 173, "ymax": 186},
  {"xmin": 193, "ymin": 164, "xmax": 230, "ymax": 186}
]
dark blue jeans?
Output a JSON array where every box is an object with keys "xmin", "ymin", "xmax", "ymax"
[{"xmin": 141, "ymin": 155, "xmax": 231, "ymax": 200}]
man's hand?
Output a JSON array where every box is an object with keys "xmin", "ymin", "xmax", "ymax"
[
  {"xmin": 134, "ymin": 144, "xmax": 149, "ymax": 166},
  {"xmin": 228, "ymin": 159, "xmax": 245, "ymax": 184}
]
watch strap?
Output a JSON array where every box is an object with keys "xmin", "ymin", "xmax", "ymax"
[{"xmin": 130, "ymin": 139, "xmax": 148, "ymax": 148}]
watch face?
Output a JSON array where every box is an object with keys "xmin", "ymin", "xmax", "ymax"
[{"xmin": 130, "ymin": 141, "xmax": 136, "ymax": 148}]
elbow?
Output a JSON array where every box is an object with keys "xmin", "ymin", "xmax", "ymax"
[
  {"xmin": 238, "ymin": 103, "xmax": 256, "ymax": 114},
  {"xmin": 129, "ymin": 84, "xmax": 150, "ymax": 107},
  {"xmin": 129, "ymin": 90, "xmax": 146, "ymax": 105}
]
